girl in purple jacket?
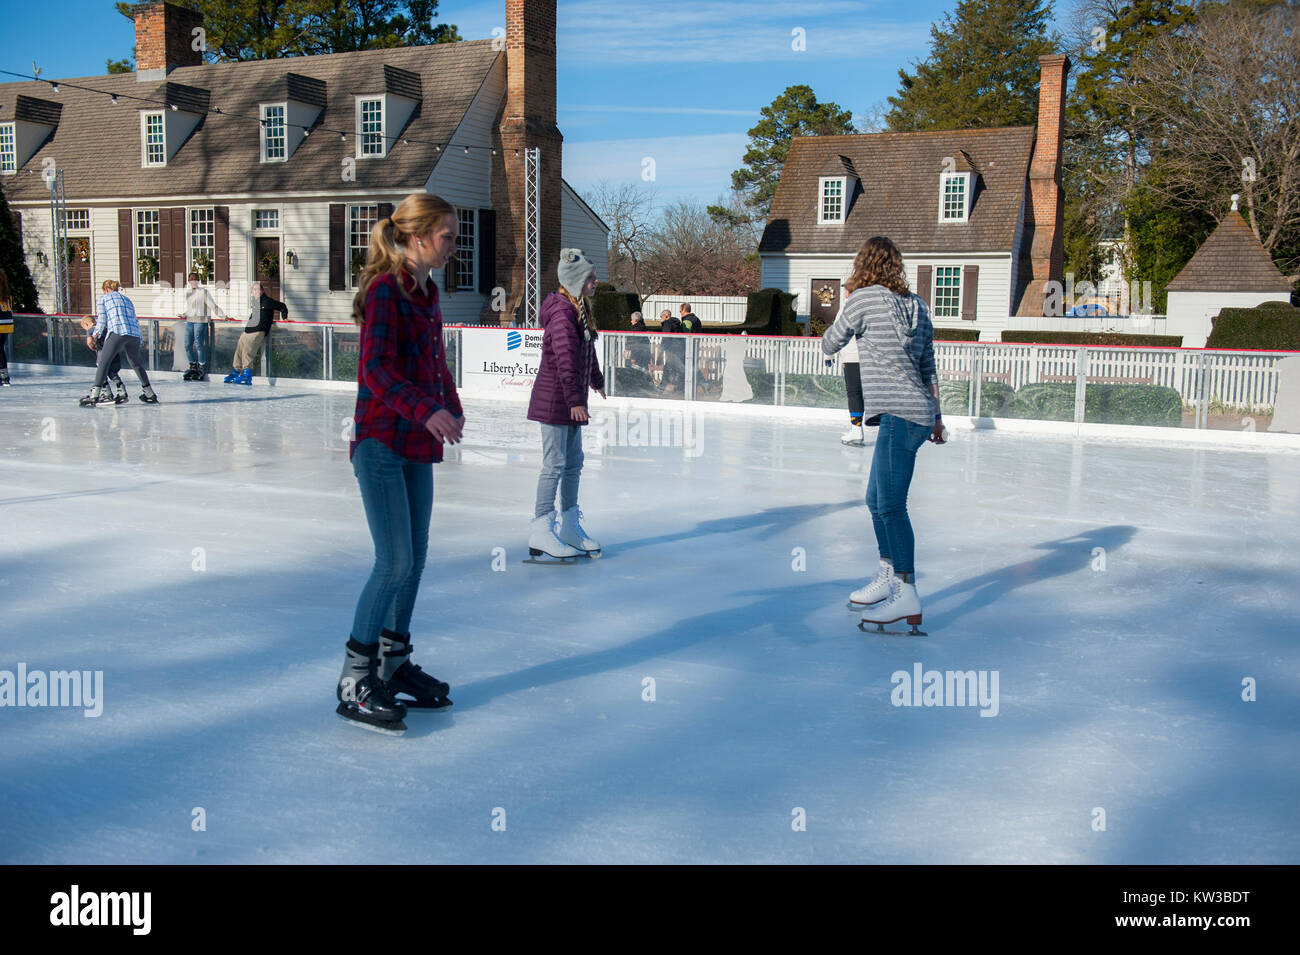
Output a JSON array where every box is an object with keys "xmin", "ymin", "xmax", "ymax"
[{"xmin": 526, "ymin": 249, "xmax": 606, "ymax": 560}]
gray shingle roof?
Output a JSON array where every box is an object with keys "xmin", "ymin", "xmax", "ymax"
[
  {"xmin": 1164, "ymin": 210, "xmax": 1292, "ymax": 292},
  {"xmin": 759, "ymin": 126, "xmax": 1036, "ymax": 255},
  {"xmin": 0, "ymin": 39, "xmax": 500, "ymax": 201},
  {"xmin": 14, "ymin": 94, "xmax": 62, "ymax": 126}
]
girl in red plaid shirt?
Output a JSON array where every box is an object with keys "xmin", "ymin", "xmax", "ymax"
[{"xmin": 337, "ymin": 193, "xmax": 465, "ymax": 735}]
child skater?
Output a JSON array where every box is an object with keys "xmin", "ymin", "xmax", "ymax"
[
  {"xmin": 526, "ymin": 249, "xmax": 606, "ymax": 561},
  {"xmin": 79, "ymin": 315, "xmax": 128, "ymax": 403},
  {"xmin": 821, "ymin": 236, "xmax": 945, "ymax": 632},
  {"xmin": 338, "ymin": 193, "xmax": 465, "ymax": 735}
]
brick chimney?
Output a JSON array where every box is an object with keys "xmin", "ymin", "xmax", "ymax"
[
  {"xmin": 132, "ymin": 2, "xmax": 204, "ymax": 81},
  {"xmin": 487, "ymin": 0, "xmax": 564, "ymax": 324},
  {"xmin": 1016, "ymin": 54, "xmax": 1070, "ymax": 316}
]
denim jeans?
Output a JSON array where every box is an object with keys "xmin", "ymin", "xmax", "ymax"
[
  {"xmin": 350, "ymin": 438, "xmax": 434, "ymax": 645},
  {"xmin": 865, "ymin": 413, "xmax": 931, "ymax": 575},
  {"xmin": 184, "ymin": 321, "xmax": 209, "ymax": 364},
  {"xmin": 534, "ymin": 423, "xmax": 584, "ymax": 518}
]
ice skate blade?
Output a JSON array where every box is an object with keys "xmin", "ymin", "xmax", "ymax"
[
  {"xmin": 335, "ymin": 708, "xmax": 407, "ymax": 736},
  {"xmin": 857, "ymin": 620, "xmax": 927, "ymax": 636}
]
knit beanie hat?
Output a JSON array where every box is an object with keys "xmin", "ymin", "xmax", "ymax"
[{"xmin": 558, "ymin": 248, "xmax": 596, "ymax": 300}]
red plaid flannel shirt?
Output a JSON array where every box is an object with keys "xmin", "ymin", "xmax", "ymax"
[{"xmin": 350, "ymin": 270, "xmax": 463, "ymax": 463}]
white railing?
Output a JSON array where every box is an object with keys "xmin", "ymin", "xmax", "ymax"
[{"xmin": 1005, "ymin": 315, "xmax": 1169, "ymax": 335}]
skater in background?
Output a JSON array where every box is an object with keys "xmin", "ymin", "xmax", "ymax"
[
  {"xmin": 658, "ymin": 307, "xmax": 685, "ymax": 394},
  {"xmin": 80, "ymin": 280, "xmax": 158, "ymax": 406},
  {"xmin": 526, "ymin": 248, "xmax": 606, "ymax": 561},
  {"xmin": 79, "ymin": 315, "xmax": 128, "ymax": 404},
  {"xmin": 224, "ymin": 280, "xmax": 287, "ymax": 385},
  {"xmin": 179, "ymin": 272, "xmax": 223, "ymax": 381},
  {"xmin": 821, "ymin": 236, "xmax": 944, "ymax": 631},
  {"xmin": 624, "ymin": 311, "xmax": 651, "ymax": 371},
  {"xmin": 340, "ymin": 192, "xmax": 463, "ymax": 735},
  {"xmin": 0, "ymin": 270, "xmax": 12, "ymax": 386}
]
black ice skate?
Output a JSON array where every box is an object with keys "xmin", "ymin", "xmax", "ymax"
[
  {"xmin": 182, "ymin": 362, "xmax": 199, "ymax": 381},
  {"xmin": 78, "ymin": 388, "xmax": 102, "ymax": 407},
  {"xmin": 138, "ymin": 387, "xmax": 160, "ymax": 404},
  {"xmin": 337, "ymin": 637, "xmax": 408, "ymax": 734},
  {"xmin": 379, "ymin": 629, "xmax": 451, "ymax": 710}
]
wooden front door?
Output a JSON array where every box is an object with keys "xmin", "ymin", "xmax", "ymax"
[
  {"xmin": 64, "ymin": 237, "xmax": 93, "ymax": 314},
  {"xmin": 253, "ymin": 237, "xmax": 281, "ymax": 301},
  {"xmin": 809, "ymin": 278, "xmax": 841, "ymax": 326}
]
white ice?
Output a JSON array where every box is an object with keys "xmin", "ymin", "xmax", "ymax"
[{"xmin": 2, "ymin": 372, "xmax": 1298, "ymax": 864}]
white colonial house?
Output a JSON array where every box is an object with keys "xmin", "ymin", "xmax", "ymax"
[
  {"xmin": 1164, "ymin": 200, "xmax": 1293, "ymax": 348},
  {"xmin": 759, "ymin": 56, "xmax": 1071, "ymax": 341},
  {"xmin": 0, "ymin": 1, "xmax": 605, "ymax": 327}
]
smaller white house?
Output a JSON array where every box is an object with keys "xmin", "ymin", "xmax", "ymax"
[{"xmin": 1165, "ymin": 200, "xmax": 1293, "ymax": 348}]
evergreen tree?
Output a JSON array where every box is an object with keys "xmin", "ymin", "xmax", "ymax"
[
  {"xmin": 713, "ymin": 85, "xmax": 854, "ymax": 226},
  {"xmin": 0, "ymin": 184, "xmax": 41, "ymax": 313},
  {"xmin": 110, "ymin": 0, "xmax": 460, "ymax": 61},
  {"xmin": 887, "ymin": 0, "xmax": 1059, "ymax": 131}
]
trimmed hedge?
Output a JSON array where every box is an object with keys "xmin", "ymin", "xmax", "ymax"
[
  {"xmin": 1206, "ymin": 301, "xmax": 1300, "ymax": 350},
  {"xmin": 742, "ymin": 371, "xmax": 848, "ymax": 407},
  {"xmin": 591, "ymin": 290, "xmax": 641, "ymax": 331},
  {"xmin": 939, "ymin": 379, "xmax": 1015, "ymax": 417},
  {"xmin": 933, "ymin": 327, "xmax": 981, "ymax": 342},
  {"xmin": 1007, "ymin": 381, "xmax": 1182, "ymax": 425},
  {"xmin": 739, "ymin": 288, "xmax": 800, "ymax": 336},
  {"xmin": 611, "ymin": 365, "xmax": 658, "ymax": 397},
  {"xmin": 1000, "ymin": 330, "xmax": 1184, "ymax": 347}
]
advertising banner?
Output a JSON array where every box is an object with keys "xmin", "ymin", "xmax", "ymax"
[{"xmin": 459, "ymin": 327, "xmax": 543, "ymax": 397}]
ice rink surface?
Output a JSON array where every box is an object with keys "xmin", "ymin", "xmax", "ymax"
[{"xmin": 2, "ymin": 373, "xmax": 1298, "ymax": 864}]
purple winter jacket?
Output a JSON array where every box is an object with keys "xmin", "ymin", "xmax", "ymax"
[{"xmin": 526, "ymin": 291, "xmax": 605, "ymax": 427}]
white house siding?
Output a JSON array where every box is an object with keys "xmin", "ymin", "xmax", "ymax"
[
  {"xmin": 1167, "ymin": 290, "xmax": 1292, "ymax": 348},
  {"xmin": 560, "ymin": 181, "xmax": 609, "ymax": 286},
  {"xmin": 761, "ymin": 251, "xmax": 1013, "ymax": 340},
  {"xmin": 426, "ymin": 53, "xmax": 504, "ymax": 326}
]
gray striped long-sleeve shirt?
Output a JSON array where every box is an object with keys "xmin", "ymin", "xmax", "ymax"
[{"xmin": 821, "ymin": 285, "xmax": 937, "ymax": 428}]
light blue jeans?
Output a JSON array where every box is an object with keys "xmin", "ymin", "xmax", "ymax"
[
  {"xmin": 184, "ymin": 321, "xmax": 209, "ymax": 365},
  {"xmin": 865, "ymin": 413, "xmax": 931, "ymax": 575},
  {"xmin": 534, "ymin": 423, "xmax": 584, "ymax": 518},
  {"xmin": 350, "ymin": 438, "xmax": 434, "ymax": 644}
]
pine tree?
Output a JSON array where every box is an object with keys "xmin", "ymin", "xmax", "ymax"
[
  {"xmin": 886, "ymin": 0, "xmax": 1059, "ymax": 131},
  {"xmin": 0, "ymin": 184, "xmax": 41, "ymax": 312},
  {"xmin": 714, "ymin": 86, "xmax": 854, "ymax": 226}
]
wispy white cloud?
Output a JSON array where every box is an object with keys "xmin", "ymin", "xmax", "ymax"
[
  {"xmin": 558, "ymin": 0, "xmax": 931, "ymax": 64},
  {"xmin": 564, "ymin": 132, "xmax": 752, "ymax": 206},
  {"xmin": 562, "ymin": 104, "xmax": 759, "ymax": 117}
]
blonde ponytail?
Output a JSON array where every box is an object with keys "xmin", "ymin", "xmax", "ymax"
[
  {"xmin": 351, "ymin": 192, "xmax": 457, "ymax": 325},
  {"xmin": 560, "ymin": 287, "xmax": 597, "ymax": 337}
]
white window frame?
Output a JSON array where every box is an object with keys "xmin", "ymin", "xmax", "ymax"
[
  {"xmin": 348, "ymin": 204, "xmax": 379, "ymax": 289},
  {"xmin": 135, "ymin": 209, "xmax": 161, "ymax": 286},
  {"xmin": 818, "ymin": 176, "xmax": 846, "ymax": 224},
  {"xmin": 0, "ymin": 123, "xmax": 16, "ymax": 174},
  {"xmin": 939, "ymin": 172, "xmax": 972, "ymax": 222},
  {"xmin": 62, "ymin": 208, "xmax": 91, "ymax": 232},
  {"xmin": 260, "ymin": 103, "xmax": 287, "ymax": 163},
  {"xmin": 252, "ymin": 209, "xmax": 280, "ymax": 232},
  {"xmin": 453, "ymin": 208, "xmax": 476, "ymax": 292},
  {"xmin": 188, "ymin": 207, "xmax": 216, "ymax": 282},
  {"xmin": 356, "ymin": 97, "xmax": 386, "ymax": 158},
  {"xmin": 141, "ymin": 111, "xmax": 166, "ymax": 167},
  {"xmin": 932, "ymin": 265, "xmax": 963, "ymax": 319}
]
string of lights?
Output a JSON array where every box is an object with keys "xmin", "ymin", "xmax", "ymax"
[{"xmin": 0, "ymin": 66, "xmax": 516, "ymax": 156}]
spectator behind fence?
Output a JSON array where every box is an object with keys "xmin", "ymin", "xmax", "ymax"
[
  {"xmin": 679, "ymin": 302, "xmax": 702, "ymax": 333},
  {"xmin": 179, "ymin": 272, "xmax": 224, "ymax": 381},
  {"xmin": 625, "ymin": 311, "xmax": 651, "ymax": 371},
  {"xmin": 225, "ymin": 280, "xmax": 287, "ymax": 385},
  {"xmin": 79, "ymin": 314, "xmax": 127, "ymax": 404},
  {"xmin": 80, "ymin": 280, "xmax": 158, "ymax": 406},
  {"xmin": 0, "ymin": 270, "xmax": 12, "ymax": 387},
  {"xmin": 659, "ymin": 308, "xmax": 685, "ymax": 394}
]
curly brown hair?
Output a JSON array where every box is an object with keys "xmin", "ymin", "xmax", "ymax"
[{"xmin": 844, "ymin": 236, "xmax": 909, "ymax": 296}]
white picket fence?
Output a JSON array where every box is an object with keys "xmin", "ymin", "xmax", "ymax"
[{"xmin": 638, "ymin": 295, "xmax": 748, "ymax": 324}]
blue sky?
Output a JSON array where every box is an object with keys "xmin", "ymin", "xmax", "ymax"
[{"xmin": 0, "ymin": 0, "xmax": 1073, "ymax": 209}]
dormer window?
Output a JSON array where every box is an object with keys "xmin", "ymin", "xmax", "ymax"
[
  {"xmin": 358, "ymin": 98, "xmax": 385, "ymax": 157},
  {"xmin": 261, "ymin": 104, "xmax": 287, "ymax": 162},
  {"xmin": 940, "ymin": 172, "xmax": 972, "ymax": 222},
  {"xmin": 142, "ymin": 112, "xmax": 166, "ymax": 167},
  {"xmin": 819, "ymin": 176, "xmax": 846, "ymax": 224},
  {"xmin": 0, "ymin": 123, "xmax": 15, "ymax": 174}
]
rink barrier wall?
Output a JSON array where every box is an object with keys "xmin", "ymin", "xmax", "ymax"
[{"xmin": 8, "ymin": 314, "xmax": 1299, "ymax": 446}]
